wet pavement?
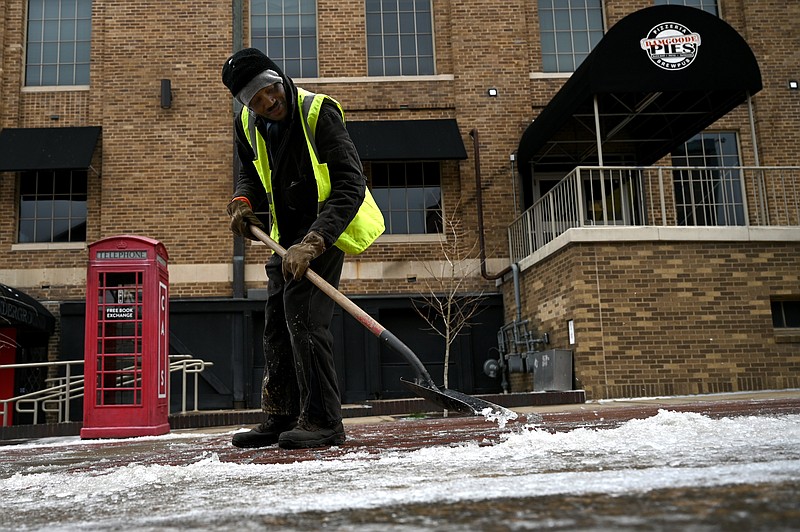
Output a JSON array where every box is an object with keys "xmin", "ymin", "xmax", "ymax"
[{"xmin": 1, "ymin": 390, "xmax": 799, "ymax": 531}]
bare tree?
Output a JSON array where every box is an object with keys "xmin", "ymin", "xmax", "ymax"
[{"xmin": 412, "ymin": 202, "xmax": 486, "ymax": 390}]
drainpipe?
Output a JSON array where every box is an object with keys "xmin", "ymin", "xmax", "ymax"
[
  {"xmin": 230, "ymin": 0, "xmax": 246, "ymax": 409},
  {"xmin": 472, "ymin": 129, "xmax": 527, "ymax": 394},
  {"xmin": 471, "ymin": 127, "xmax": 526, "ymax": 324},
  {"xmin": 512, "ymin": 263, "xmax": 522, "ymax": 322},
  {"xmin": 231, "ymin": 0, "xmax": 245, "ymax": 299},
  {"xmin": 470, "ymin": 128, "xmax": 512, "ymax": 283}
]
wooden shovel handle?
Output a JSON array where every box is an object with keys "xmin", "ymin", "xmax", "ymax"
[{"xmin": 249, "ymin": 225, "xmax": 436, "ymax": 387}]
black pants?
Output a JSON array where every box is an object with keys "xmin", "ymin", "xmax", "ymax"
[{"xmin": 261, "ymin": 246, "xmax": 344, "ymax": 427}]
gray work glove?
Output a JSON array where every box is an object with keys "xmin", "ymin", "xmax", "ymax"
[
  {"xmin": 282, "ymin": 231, "xmax": 326, "ymax": 281},
  {"xmin": 226, "ymin": 198, "xmax": 264, "ymax": 240}
]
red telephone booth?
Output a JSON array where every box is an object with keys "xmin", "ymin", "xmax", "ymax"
[{"xmin": 81, "ymin": 235, "xmax": 170, "ymax": 439}]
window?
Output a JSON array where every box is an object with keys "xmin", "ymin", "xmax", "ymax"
[
  {"xmin": 671, "ymin": 132, "xmax": 744, "ymax": 226},
  {"xmin": 96, "ymin": 271, "xmax": 144, "ymax": 406},
  {"xmin": 654, "ymin": 0, "xmax": 718, "ymax": 16},
  {"xmin": 25, "ymin": 0, "xmax": 92, "ymax": 86},
  {"xmin": 539, "ymin": 0, "xmax": 604, "ymax": 73},
  {"xmin": 251, "ymin": 0, "xmax": 317, "ymax": 78},
  {"xmin": 772, "ymin": 300, "xmax": 800, "ymax": 328},
  {"xmin": 366, "ymin": 0, "xmax": 434, "ymax": 76},
  {"xmin": 18, "ymin": 169, "xmax": 87, "ymax": 243},
  {"xmin": 370, "ymin": 162, "xmax": 441, "ymax": 234}
]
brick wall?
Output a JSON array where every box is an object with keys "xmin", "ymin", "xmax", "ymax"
[
  {"xmin": 3, "ymin": 0, "xmax": 793, "ymax": 292},
  {"xmin": 736, "ymin": 1, "xmax": 800, "ymax": 167},
  {"xmin": 505, "ymin": 239, "xmax": 800, "ymax": 399},
  {"xmin": 1, "ymin": 0, "xmax": 235, "ymax": 290},
  {"xmin": 92, "ymin": 1, "xmax": 233, "ymax": 265}
]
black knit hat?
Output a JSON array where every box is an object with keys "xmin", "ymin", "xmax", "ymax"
[{"xmin": 221, "ymin": 48, "xmax": 281, "ymax": 98}]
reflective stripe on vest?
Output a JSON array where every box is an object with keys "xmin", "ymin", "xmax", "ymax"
[{"xmin": 241, "ymin": 88, "xmax": 384, "ymax": 254}]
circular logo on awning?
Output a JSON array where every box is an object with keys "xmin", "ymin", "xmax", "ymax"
[{"xmin": 640, "ymin": 22, "xmax": 701, "ymax": 70}]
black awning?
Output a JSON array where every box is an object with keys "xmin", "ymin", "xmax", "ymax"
[
  {"xmin": 0, "ymin": 126, "xmax": 101, "ymax": 172},
  {"xmin": 0, "ymin": 284, "xmax": 56, "ymax": 335},
  {"xmin": 347, "ymin": 119, "xmax": 468, "ymax": 161},
  {"xmin": 518, "ymin": 5, "xmax": 762, "ymax": 178}
]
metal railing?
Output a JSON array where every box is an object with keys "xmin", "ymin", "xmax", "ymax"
[
  {"xmin": 0, "ymin": 356, "xmax": 214, "ymax": 427},
  {"xmin": 0, "ymin": 360, "xmax": 84, "ymax": 427},
  {"xmin": 509, "ymin": 166, "xmax": 800, "ymax": 262}
]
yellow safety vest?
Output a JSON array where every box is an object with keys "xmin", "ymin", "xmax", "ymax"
[{"xmin": 241, "ymin": 88, "xmax": 384, "ymax": 254}]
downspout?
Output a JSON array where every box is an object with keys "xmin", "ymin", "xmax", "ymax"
[
  {"xmin": 470, "ymin": 128, "xmax": 512, "ymax": 282},
  {"xmin": 231, "ymin": 0, "xmax": 245, "ymax": 299},
  {"xmin": 231, "ymin": 0, "xmax": 246, "ymax": 409},
  {"xmin": 511, "ymin": 263, "xmax": 522, "ymax": 322},
  {"xmin": 472, "ymin": 129, "xmax": 522, "ymax": 394}
]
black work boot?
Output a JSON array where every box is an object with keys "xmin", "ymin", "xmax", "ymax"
[
  {"xmin": 277, "ymin": 419, "xmax": 346, "ymax": 450},
  {"xmin": 231, "ymin": 415, "xmax": 297, "ymax": 448}
]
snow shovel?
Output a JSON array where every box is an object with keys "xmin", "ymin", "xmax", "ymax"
[{"xmin": 250, "ymin": 225, "xmax": 514, "ymax": 417}]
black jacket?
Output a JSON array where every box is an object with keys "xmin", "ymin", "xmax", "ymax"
[{"xmin": 232, "ymin": 65, "xmax": 365, "ymax": 250}]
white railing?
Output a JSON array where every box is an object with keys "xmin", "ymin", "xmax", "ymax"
[
  {"xmin": 0, "ymin": 356, "xmax": 214, "ymax": 427},
  {"xmin": 0, "ymin": 360, "xmax": 84, "ymax": 427},
  {"xmin": 172, "ymin": 355, "xmax": 214, "ymax": 415},
  {"xmin": 509, "ymin": 166, "xmax": 800, "ymax": 262}
]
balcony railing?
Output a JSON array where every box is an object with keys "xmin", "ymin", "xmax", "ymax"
[{"xmin": 509, "ymin": 166, "xmax": 800, "ymax": 263}]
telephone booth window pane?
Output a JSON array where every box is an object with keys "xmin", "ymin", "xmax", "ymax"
[{"xmin": 95, "ymin": 271, "xmax": 144, "ymax": 406}]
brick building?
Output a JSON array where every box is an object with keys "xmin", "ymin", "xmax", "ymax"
[{"xmin": 0, "ymin": 0, "xmax": 797, "ymax": 413}]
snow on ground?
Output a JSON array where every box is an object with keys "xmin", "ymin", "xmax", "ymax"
[{"xmin": 1, "ymin": 410, "xmax": 799, "ymax": 530}]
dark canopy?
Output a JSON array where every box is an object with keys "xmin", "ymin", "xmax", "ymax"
[
  {"xmin": 347, "ymin": 119, "xmax": 467, "ymax": 161},
  {"xmin": 517, "ymin": 5, "xmax": 762, "ymax": 178},
  {"xmin": 0, "ymin": 283, "xmax": 55, "ymax": 335},
  {"xmin": 0, "ymin": 126, "xmax": 101, "ymax": 172}
]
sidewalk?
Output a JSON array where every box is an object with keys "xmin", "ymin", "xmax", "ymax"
[
  {"xmin": 2, "ymin": 389, "xmax": 798, "ymax": 455},
  {"xmin": 511, "ymin": 388, "xmax": 800, "ymax": 432},
  {"xmin": 0, "ymin": 389, "xmax": 796, "ymax": 474},
  {"xmin": 168, "ymin": 388, "xmax": 800, "ymax": 466},
  {"xmin": 0, "ymin": 389, "xmax": 586, "ymax": 442},
  {"xmin": 2, "ymin": 390, "xmax": 798, "ymax": 531}
]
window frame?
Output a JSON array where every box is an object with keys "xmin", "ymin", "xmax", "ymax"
[
  {"xmin": 250, "ymin": 0, "xmax": 319, "ymax": 79},
  {"xmin": 18, "ymin": 169, "xmax": 88, "ymax": 244},
  {"xmin": 368, "ymin": 160, "xmax": 443, "ymax": 236},
  {"xmin": 25, "ymin": 0, "xmax": 92, "ymax": 87},
  {"xmin": 671, "ymin": 131, "xmax": 745, "ymax": 227},
  {"xmin": 538, "ymin": 0, "xmax": 605, "ymax": 74},
  {"xmin": 771, "ymin": 300, "xmax": 800, "ymax": 329},
  {"xmin": 365, "ymin": 0, "xmax": 435, "ymax": 77},
  {"xmin": 653, "ymin": 0, "xmax": 718, "ymax": 16}
]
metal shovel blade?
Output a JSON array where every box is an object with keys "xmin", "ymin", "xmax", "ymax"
[{"xmin": 400, "ymin": 378, "xmax": 516, "ymax": 417}]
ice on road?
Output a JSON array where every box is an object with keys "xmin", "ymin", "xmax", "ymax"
[{"xmin": 1, "ymin": 410, "xmax": 799, "ymax": 530}]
